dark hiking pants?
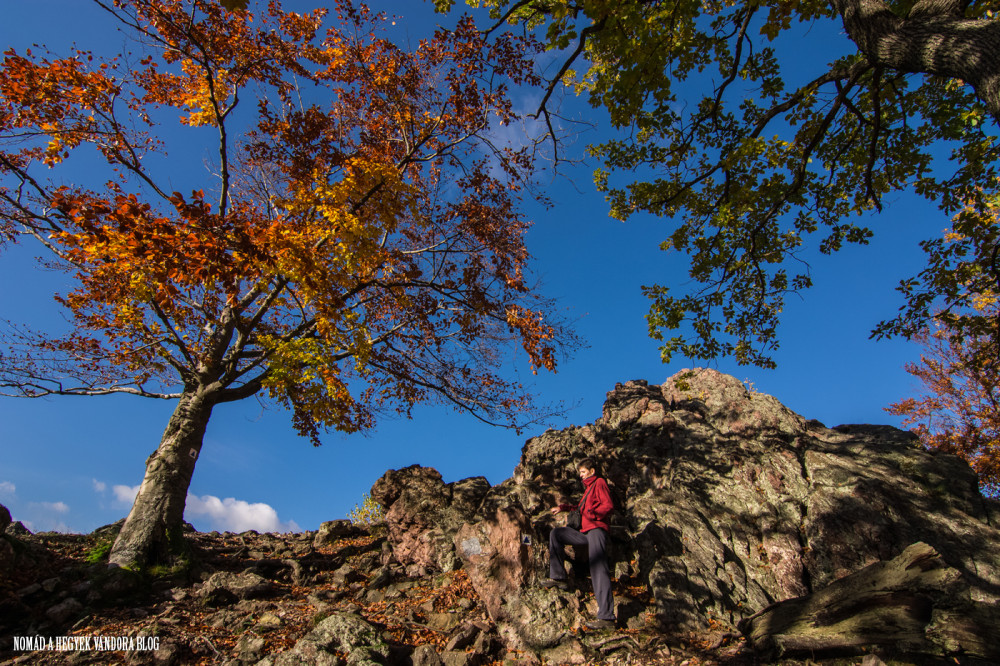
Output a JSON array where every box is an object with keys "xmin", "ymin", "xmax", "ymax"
[{"xmin": 549, "ymin": 526, "xmax": 615, "ymax": 620}]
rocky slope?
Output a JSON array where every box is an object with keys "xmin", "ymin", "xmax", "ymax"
[
  {"xmin": 1, "ymin": 518, "xmax": 735, "ymax": 665},
  {"xmin": 372, "ymin": 369, "xmax": 1000, "ymax": 662},
  {"xmin": 2, "ymin": 368, "xmax": 999, "ymax": 665}
]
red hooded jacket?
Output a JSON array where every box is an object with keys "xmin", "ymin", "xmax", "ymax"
[{"xmin": 560, "ymin": 476, "xmax": 614, "ymax": 533}]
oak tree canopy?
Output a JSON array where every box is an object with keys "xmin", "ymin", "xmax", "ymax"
[{"xmin": 447, "ymin": 0, "xmax": 1000, "ymax": 368}]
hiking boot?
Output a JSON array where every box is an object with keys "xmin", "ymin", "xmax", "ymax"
[
  {"xmin": 541, "ymin": 578, "xmax": 570, "ymax": 591},
  {"xmin": 584, "ymin": 619, "xmax": 616, "ymax": 630}
]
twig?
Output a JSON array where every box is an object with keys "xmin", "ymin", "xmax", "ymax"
[{"xmin": 196, "ymin": 635, "xmax": 222, "ymax": 658}]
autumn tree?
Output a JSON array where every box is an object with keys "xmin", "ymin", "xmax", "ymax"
[
  {"xmin": 0, "ymin": 0, "xmax": 564, "ymax": 569},
  {"xmin": 887, "ymin": 316, "xmax": 1000, "ymax": 496},
  {"xmin": 440, "ymin": 0, "xmax": 1000, "ymax": 368},
  {"xmin": 887, "ymin": 204, "xmax": 1000, "ymax": 495}
]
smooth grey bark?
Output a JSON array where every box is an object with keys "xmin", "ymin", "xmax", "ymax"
[
  {"xmin": 107, "ymin": 389, "xmax": 216, "ymax": 569},
  {"xmin": 832, "ymin": 0, "xmax": 1000, "ymax": 120}
]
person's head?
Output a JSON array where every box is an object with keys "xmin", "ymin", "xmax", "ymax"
[{"xmin": 577, "ymin": 458, "xmax": 599, "ymax": 480}]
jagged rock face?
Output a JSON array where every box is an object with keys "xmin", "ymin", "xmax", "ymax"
[
  {"xmin": 370, "ymin": 466, "xmax": 490, "ymax": 575},
  {"xmin": 373, "ymin": 368, "xmax": 1000, "ymax": 647}
]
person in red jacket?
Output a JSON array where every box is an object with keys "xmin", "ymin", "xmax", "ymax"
[{"xmin": 544, "ymin": 457, "xmax": 616, "ymax": 630}]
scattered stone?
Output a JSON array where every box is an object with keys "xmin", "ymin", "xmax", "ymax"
[
  {"xmin": 236, "ymin": 634, "xmax": 266, "ymax": 663},
  {"xmin": 152, "ymin": 637, "xmax": 183, "ymax": 665},
  {"xmin": 538, "ymin": 637, "xmax": 589, "ymax": 665},
  {"xmin": 861, "ymin": 655, "xmax": 887, "ymax": 666},
  {"xmin": 425, "ymin": 611, "xmax": 462, "ymax": 633},
  {"xmin": 256, "ymin": 612, "xmax": 283, "ymax": 632},
  {"xmin": 199, "ymin": 571, "xmax": 273, "ymax": 607},
  {"xmin": 90, "ymin": 519, "xmax": 125, "ymax": 540},
  {"xmin": 441, "ymin": 650, "xmax": 480, "ymax": 666},
  {"xmin": 444, "ymin": 622, "xmax": 482, "ymax": 651},
  {"xmin": 45, "ymin": 597, "xmax": 83, "ymax": 624},
  {"xmin": 265, "ymin": 611, "xmax": 389, "ymax": 666},
  {"xmin": 95, "ymin": 566, "xmax": 142, "ymax": 601},
  {"xmin": 411, "ymin": 644, "xmax": 444, "ymax": 666},
  {"xmin": 206, "ymin": 609, "xmax": 238, "ymax": 628},
  {"xmin": 331, "ymin": 563, "xmax": 362, "ymax": 587},
  {"xmin": 313, "ymin": 520, "xmax": 363, "ymax": 548},
  {"xmin": 366, "ymin": 565, "xmax": 392, "ymax": 590},
  {"xmin": 17, "ymin": 582, "xmax": 42, "ymax": 598}
]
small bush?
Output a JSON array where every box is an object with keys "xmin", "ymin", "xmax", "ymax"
[{"xmin": 347, "ymin": 493, "xmax": 385, "ymax": 526}]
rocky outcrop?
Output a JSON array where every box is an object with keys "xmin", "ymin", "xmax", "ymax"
[
  {"xmin": 370, "ymin": 467, "xmax": 490, "ymax": 576},
  {"xmin": 740, "ymin": 541, "xmax": 1000, "ymax": 661},
  {"xmin": 373, "ymin": 368, "xmax": 1000, "ymax": 661}
]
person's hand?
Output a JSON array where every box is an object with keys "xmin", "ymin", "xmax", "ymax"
[{"xmin": 550, "ymin": 506, "xmax": 562, "ymax": 514}]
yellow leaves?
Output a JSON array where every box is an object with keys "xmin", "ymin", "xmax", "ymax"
[
  {"xmin": 44, "ymin": 138, "xmax": 65, "ymax": 166},
  {"xmin": 972, "ymin": 291, "xmax": 997, "ymax": 311},
  {"xmin": 961, "ymin": 107, "xmax": 984, "ymax": 128},
  {"xmin": 268, "ymin": 157, "xmax": 417, "ymax": 296},
  {"xmin": 176, "ymin": 60, "xmax": 231, "ymax": 126},
  {"xmin": 128, "ymin": 271, "xmax": 156, "ymax": 302},
  {"xmin": 260, "ymin": 334, "xmax": 367, "ymax": 434}
]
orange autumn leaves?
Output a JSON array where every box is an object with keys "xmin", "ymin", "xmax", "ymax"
[
  {"xmin": 0, "ymin": 0, "xmax": 558, "ymax": 440},
  {"xmin": 888, "ymin": 302, "xmax": 1000, "ymax": 495}
]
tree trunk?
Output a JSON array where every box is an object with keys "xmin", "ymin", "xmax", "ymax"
[
  {"xmin": 108, "ymin": 389, "xmax": 215, "ymax": 570},
  {"xmin": 831, "ymin": 0, "xmax": 1000, "ymax": 121}
]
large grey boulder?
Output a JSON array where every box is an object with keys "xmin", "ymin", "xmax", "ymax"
[{"xmin": 373, "ymin": 368, "xmax": 1000, "ymax": 660}]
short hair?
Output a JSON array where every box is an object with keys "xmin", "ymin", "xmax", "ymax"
[{"xmin": 577, "ymin": 457, "xmax": 598, "ymax": 473}]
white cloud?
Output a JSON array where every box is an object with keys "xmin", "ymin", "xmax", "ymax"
[
  {"xmin": 185, "ymin": 494, "xmax": 300, "ymax": 534},
  {"xmin": 23, "ymin": 501, "xmax": 72, "ymax": 532},
  {"xmin": 105, "ymin": 484, "xmax": 299, "ymax": 533},
  {"xmin": 32, "ymin": 501, "xmax": 70, "ymax": 514},
  {"xmin": 0, "ymin": 481, "xmax": 15, "ymax": 496},
  {"xmin": 113, "ymin": 484, "xmax": 140, "ymax": 507},
  {"xmin": 93, "ymin": 479, "xmax": 107, "ymax": 494}
]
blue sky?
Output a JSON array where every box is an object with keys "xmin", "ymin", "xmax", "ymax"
[{"xmin": 0, "ymin": 1, "xmax": 951, "ymax": 534}]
